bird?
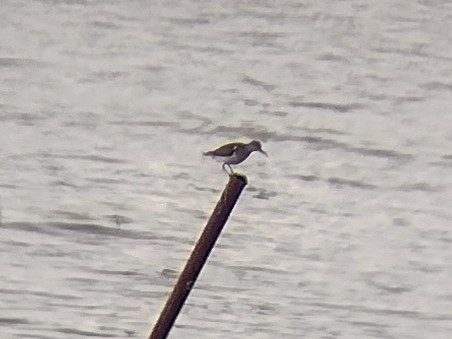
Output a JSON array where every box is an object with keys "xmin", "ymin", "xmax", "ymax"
[{"xmin": 203, "ymin": 140, "xmax": 268, "ymax": 173}]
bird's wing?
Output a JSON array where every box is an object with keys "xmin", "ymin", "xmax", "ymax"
[{"xmin": 204, "ymin": 142, "xmax": 244, "ymax": 157}]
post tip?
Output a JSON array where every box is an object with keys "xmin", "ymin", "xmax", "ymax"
[{"xmin": 229, "ymin": 172, "xmax": 248, "ymax": 185}]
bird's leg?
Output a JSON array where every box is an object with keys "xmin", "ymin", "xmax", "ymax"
[
  {"xmin": 222, "ymin": 163, "xmax": 229, "ymax": 174},
  {"xmin": 222, "ymin": 163, "xmax": 234, "ymax": 174}
]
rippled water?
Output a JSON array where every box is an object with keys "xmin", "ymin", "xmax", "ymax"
[{"xmin": 1, "ymin": 1, "xmax": 452, "ymax": 338}]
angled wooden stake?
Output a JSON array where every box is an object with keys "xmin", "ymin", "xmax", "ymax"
[{"xmin": 148, "ymin": 173, "xmax": 248, "ymax": 339}]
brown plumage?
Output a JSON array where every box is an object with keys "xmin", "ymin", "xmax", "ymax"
[{"xmin": 203, "ymin": 140, "xmax": 268, "ymax": 173}]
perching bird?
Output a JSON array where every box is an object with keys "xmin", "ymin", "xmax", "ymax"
[{"xmin": 203, "ymin": 140, "xmax": 268, "ymax": 173}]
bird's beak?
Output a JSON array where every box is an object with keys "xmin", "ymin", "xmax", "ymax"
[{"xmin": 259, "ymin": 149, "xmax": 268, "ymax": 157}]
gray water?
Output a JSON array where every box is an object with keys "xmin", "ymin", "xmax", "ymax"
[{"xmin": 1, "ymin": 1, "xmax": 452, "ymax": 338}]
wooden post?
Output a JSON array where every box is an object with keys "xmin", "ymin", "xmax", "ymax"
[{"xmin": 148, "ymin": 173, "xmax": 248, "ymax": 339}]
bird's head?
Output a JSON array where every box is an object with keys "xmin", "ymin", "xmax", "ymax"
[{"xmin": 248, "ymin": 140, "xmax": 268, "ymax": 156}]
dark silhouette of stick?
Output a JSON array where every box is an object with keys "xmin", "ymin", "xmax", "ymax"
[{"xmin": 148, "ymin": 173, "xmax": 248, "ymax": 339}]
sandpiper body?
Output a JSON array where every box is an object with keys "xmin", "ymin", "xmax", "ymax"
[{"xmin": 203, "ymin": 140, "xmax": 268, "ymax": 173}]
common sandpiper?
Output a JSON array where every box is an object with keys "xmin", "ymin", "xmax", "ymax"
[{"xmin": 203, "ymin": 140, "xmax": 268, "ymax": 173}]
